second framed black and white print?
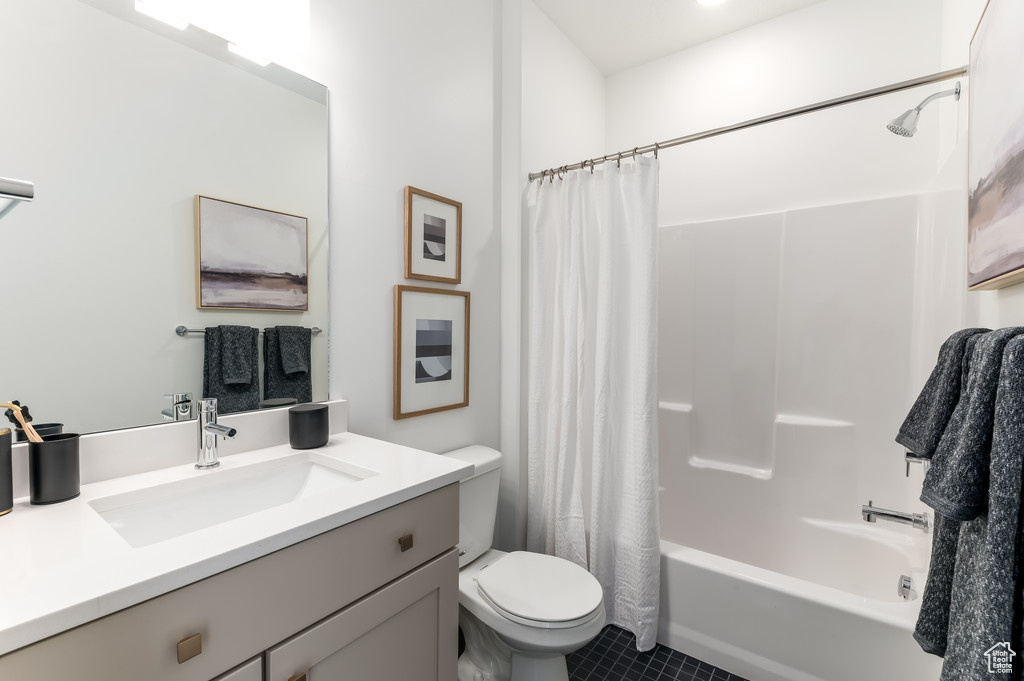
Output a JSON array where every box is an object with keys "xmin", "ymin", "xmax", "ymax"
[
  {"xmin": 404, "ymin": 186, "xmax": 462, "ymax": 284},
  {"xmin": 393, "ymin": 285, "xmax": 470, "ymax": 419}
]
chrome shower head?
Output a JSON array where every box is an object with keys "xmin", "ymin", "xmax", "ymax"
[{"xmin": 886, "ymin": 81, "xmax": 960, "ymax": 137}]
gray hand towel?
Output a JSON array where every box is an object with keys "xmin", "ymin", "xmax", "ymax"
[
  {"xmin": 934, "ymin": 334, "xmax": 1024, "ymax": 680},
  {"xmin": 278, "ymin": 326, "xmax": 310, "ymax": 375},
  {"xmin": 202, "ymin": 325, "xmax": 260, "ymax": 414},
  {"xmin": 221, "ymin": 325, "xmax": 255, "ymax": 384},
  {"xmin": 897, "ymin": 328, "xmax": 990, "ymax": 457},
  {"xmin": 922, "ymin": 328, "xmax": 1024, "ymax": 521},
  {"xmin": 263, "ymin": 327, "xmax": 312, "ymax": 404}
]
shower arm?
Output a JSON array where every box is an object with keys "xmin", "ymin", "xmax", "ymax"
[{"xmin": 911, "ymin": 83, "xmax": 961, "ymax": 113}]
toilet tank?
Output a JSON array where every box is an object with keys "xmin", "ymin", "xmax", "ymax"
[{"xmin": 441, "ymin": 445, "xmax": 502, "ymax": 567}]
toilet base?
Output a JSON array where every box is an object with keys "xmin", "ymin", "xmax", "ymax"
[
  {"xmin": 458, "ymin": 607, "xmax": 512, "ymax": 681},
  {"xmin": 508, "ymin": 653, "xmax": 569, "ymax": 681},
  {"xmin": 458, "ymin": 606, "xmax": 575, "ymax": 681}
]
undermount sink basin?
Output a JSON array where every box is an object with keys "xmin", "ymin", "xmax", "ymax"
[{"xmin": 88, "ymin": 453, "xmax": 377, "ymax": 548}]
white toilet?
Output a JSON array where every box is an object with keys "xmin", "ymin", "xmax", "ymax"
[{"xmin": 442, "ymin": 446, "xmax": 606, "ymax": 681}]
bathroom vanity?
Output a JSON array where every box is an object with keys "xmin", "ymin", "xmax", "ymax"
[{"xmin": 0, "ymin": 404, "xmax": 470, "ymax": 681}]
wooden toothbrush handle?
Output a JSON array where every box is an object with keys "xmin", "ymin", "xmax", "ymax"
[{"xmin": 0, "ymin": 404, "xmax": 42, "ymax": 443}]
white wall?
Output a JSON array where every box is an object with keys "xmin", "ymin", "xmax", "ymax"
[
  {"xmin": 606, "ymin": 0, "xmax": 949, "ymax": 225},
  {"xmin": 295, "ymin": 0, "xmax": 503, "ymax": 455},
  {"xmin": 521, "ymin": 0, "xmax": 606, "ymax": 175}
]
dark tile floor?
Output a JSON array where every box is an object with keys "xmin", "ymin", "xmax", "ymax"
[{"xmin": 566, "ymin": 626, "xmax": 750, "ymax": 681}]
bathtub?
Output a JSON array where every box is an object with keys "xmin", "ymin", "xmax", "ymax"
[{"xmin": 656, "ymin": 518, "xmax": 943, "ymax": 681}]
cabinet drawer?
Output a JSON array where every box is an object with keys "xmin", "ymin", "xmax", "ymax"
[{"xmin": 0, "ymin": 484, "xmax": 458, "ymax": 681}]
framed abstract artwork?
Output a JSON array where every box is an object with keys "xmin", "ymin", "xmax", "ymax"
[
  {"xmin": 404, "ymin": 186, "xmax": 462, "ymax": 284},
  {"xmin": 393, "ymin": 285, "xmax": 470, "ymax": 419},
  {"xmin": 966, "ymin": 0, "xmax": 1024, "ymax": 290},
  {"xmin": 195, "ymin": 195, "xmax": 308, "ymax": 310}
]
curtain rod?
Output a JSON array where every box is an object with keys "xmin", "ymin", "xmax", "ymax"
[{"xmin": 528, "ymin": 65, "xmax": 968, "ymax": 182}]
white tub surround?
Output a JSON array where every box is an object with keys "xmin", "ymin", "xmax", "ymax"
[{"xmin": 0, "ymin": 400, "xmax": 472, "ymax": 656}]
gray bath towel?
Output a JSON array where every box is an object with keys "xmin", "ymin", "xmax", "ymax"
[
  {"xmin": 897, "ymin": 328, "xmax": 990, "ymax": 457},
  {"xmin": 934, "ymin": 334, "xmax": 1024, "ymax": 680},
  {"xmin": 914, "ymin": 512, "xmax": 961, "ymax": 656},
  {"xmin": 263, "ymin": 326, "xmax": 312, "ymax": 404},
  {"xmin": 913, "ymin": 328, "xmax": 1006, "ymax": 657},
  {"xmin": 922, "ymin": 327, "xmax": 1024, "ymax": 521},
  {"xmin": 202, "ymin": 325, "xmax": 260, "ymax": 414}
]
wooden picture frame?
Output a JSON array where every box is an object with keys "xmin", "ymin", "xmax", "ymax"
[
  {"xmin": 394, "ymin": 285, "xmax": 470, "ymax": 419},
  {"xmin": 195, "ymin": 195, "xmax": 308, "ymax": 310},
  {"xmin": 404, "ymin": 186, "xmax": 462, "ymax": 284},
  {"xmin": 966, "ymin": 0, "xmax": 1024, "ymax": 290}
]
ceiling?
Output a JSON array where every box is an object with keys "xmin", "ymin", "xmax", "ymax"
[{"xmin": 531, "ymin": 0, "xmax": 827, "ymax": 75}]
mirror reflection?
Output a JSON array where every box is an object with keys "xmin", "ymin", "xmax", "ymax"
[{"xmin": 0, "ymin": 0, "xmax": 329, "ymax": 435}]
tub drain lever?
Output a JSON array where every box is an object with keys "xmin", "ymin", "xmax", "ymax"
[{"xmin": 897, "ymin": 574, "xmax": 915, "ymax": 600}]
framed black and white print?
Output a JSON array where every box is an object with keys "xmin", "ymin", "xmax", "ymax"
[
  {"xmin": 195, "ymin": 195, "xmax": 308, "ymax": 310},
  {"xmin": 404, "ymin": 186, "xmax": 462, "ymax": 284},
  {"xmin": 394, "ymin": 285, "xmax": 470, "ymax": 419}
]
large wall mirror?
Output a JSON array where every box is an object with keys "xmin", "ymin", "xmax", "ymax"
[{"xmin": 0, "ymin": 0, "xmax": 329, "ymax": 435}]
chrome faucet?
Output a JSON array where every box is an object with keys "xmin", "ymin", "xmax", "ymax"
[
  {"xmin": 861, "ymin": 500, "xmax": 929, "ymax": 532},
  {"xmin": 196, "ymin": 398, "xmax": 237, "ymax": 470}
]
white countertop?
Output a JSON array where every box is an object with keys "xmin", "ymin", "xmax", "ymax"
[{"xmin": 0, "ymin": 432, "xmax": 472, "ymax": 656}]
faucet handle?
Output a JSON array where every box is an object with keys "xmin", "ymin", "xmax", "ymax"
[
  {"xmin": 905, "ymin": 449, "xmax": 930, "ymax": 477},
  {"xmin": 161, "ymin": 393, "xmax": 194, "ymax": 421}
]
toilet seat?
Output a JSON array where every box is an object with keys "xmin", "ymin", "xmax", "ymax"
[{"xmin": 476, "ymin": 551, "xmax": 604, "ymax": 630}]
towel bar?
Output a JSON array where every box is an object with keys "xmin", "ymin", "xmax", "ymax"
[{"xmin": 175, "ymin": 325, "xmax": 322, "ymax": 336}]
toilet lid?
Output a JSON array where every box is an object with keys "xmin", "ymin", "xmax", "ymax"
[{"xmin": 476, "ymin": 552, "xmax": 603, "ymax": 625}]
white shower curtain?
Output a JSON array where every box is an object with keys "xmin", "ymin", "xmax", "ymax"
[{"xmin": 526, "ymin": 156, "xmax": 661, "ymax": 651}]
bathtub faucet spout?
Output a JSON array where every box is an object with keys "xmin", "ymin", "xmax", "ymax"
[{"xmin": 861, "ymin": 500, "xmax": 929, "ymax": 532}]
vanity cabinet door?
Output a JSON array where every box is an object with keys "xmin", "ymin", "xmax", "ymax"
[
  {"xmin": 213, "ymin": 656, "xmax": 263, "ymax": 681},
  {"xmin": 265, "ymin": 548, "xmax": 458, "ymax": 681}
]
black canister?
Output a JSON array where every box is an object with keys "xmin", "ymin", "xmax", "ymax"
[
  {"xmin": 288, "ymin": 404, "xmax": 329, "ymax": 449},
  {"xmin": 1, "ymin": 429, "xmax": 11, "ymax": 517},
  {"xmin": 28, "ymin": 433, "xmax": 80, "ymax": 504},
  {"xmin": 15, "ymin": 423, "xmax": 63, "ymax": 442}
]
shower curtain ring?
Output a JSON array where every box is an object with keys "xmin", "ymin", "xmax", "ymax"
[
  {"xmin": 549, "ymin": 168, "xmax": 554, "ymax": 183},
  {"xmin": 654, "ymin": 143, "xmax": 659, "ymax": 159},
  {"xmin": 632, "ymin": 146, "xmax": 639, "ymax": 159},
  {"xmin": 616, "ymin": 152, "xmax": 622, "ymax": 168}
]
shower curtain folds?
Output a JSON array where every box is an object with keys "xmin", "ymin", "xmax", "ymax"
[{"xmin": 526, "ymin": 156, "xmax": 661, "ymax": 651}]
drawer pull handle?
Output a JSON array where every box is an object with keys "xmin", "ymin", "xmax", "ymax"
[
  {"xmin": 176, "ymin": 632, "xmax": 202, "ymax": 664},
  {"xmin": 398, "ymin": 533, "xmax": 414, "ymax": 552},
  {"xmin": 289, "ymin": 673, "xmax": 308, "ymax": 681}
]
